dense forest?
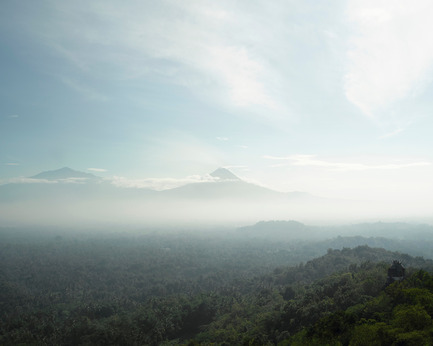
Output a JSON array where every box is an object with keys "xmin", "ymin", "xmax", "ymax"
[{"xmin": 2, "ymin": 224, "xmax": 433, "ymax": 345}]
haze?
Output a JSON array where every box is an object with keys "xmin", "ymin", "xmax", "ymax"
[{"xmin": 1, "ymin": 1, "xmax": 433, "ymax": 227}]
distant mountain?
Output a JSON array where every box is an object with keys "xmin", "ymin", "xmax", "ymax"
[
  {"xmin": 161, "ymin": 179, "xmax": 287, "ymax": 200},
  {"xmin": 1, "ymin": 167, "xmax": 308, "ymax": 200},
  {"xmin": 0, "ymin": 167, "xmax": 157, "ymax": 204},
  {"xmin": 160, "ymin": 168, "xmax": 305, "ymax": 201},
  {"xmin": 210, "ymin": 167, "xmax": 241, "ymax": 181},
  {"xmin": 31, "ymin": 167, "xmax": 99, "ymax": 181},
  {"xmin": 0, "ymin": 166, "xmax": 322, "ymax": 226},
  {"xmin": 0, "ymin": 167, "xmax": 314, "ymax": 203}
]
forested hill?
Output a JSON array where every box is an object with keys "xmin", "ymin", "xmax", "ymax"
[
  {"xmin": 285, "ymin": 269, "xmax": 433, "ymax": 345},
  {"xmin": 262, "ymin": 245, "xmax": 433, "ymax": 287},
  {"xmin": 2, "ymin": 230, "xmax": 433, "ymax": 344}
]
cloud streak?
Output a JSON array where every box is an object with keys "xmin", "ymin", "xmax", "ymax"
[
  {"xmin": 2, "ymin": 178, "xmax": 57, "ymax": 185},
  {"xmin": 0, "ymin": 177, "xmax": 97, "ymax": 186},
  {"xmin": 264, "ymin": 154, "xmax": 431, "ymax": 171},
  {"xmin": 61, "ymin": 77, "xmax": 107, "ymax": 101},
  {"xmin": 110, "ymin": 174, "xmax": 221, "ymax": 191},
  {"xmin": 379, "ymin": 128, "xmax": 404, "ymax": 139},
  {"xmin": 88, "ymin": 168, "xmax": 107, "ymax": 172}
]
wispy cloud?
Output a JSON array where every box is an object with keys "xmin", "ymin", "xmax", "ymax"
[
  {"xmin": 8, "ymin": 115, "xmax": 19, "ymax": 118},
  {"xmin": 1, "ymin": 176, "xmax": 95, "ymax": 185},
  {"xmin": 264, "ymin": 154, "xmax": 431, "ymax": 171},
  {"xmin": 88, "ymin": 168, "xmax": 107, "ymax": 172},
  {"xmin": 22, "ymin": 1, "xmax": 296, "ymax": 114},
  {"xmin": 4, "ymin": 178, "xmax": 57, "ymax": 184},
  {"xmin": 5, "ymin": 163, "xmax": 20, "ymax": 166},
  {"xmin": 223, "ymin": 165, "xmax": 248, "ymax": 169},
  {"xmin": 345, "ymin": 0, "xmax": 433, "ymax": 117},
  {"xmin": 216, "ymin": 137, "xmax": 229, "ymax": 141},
  {"xmin": 379, "ymin": 128, "xmax": 404, "ymax": 139},
  {"xmin": 61, "ymin": 77, "xmax": 107, "ymax": 101},
  {"xmin": 57, "ymin": 178, "xmax": 92, "ymax": 184},
  {"xmin": 110, "ymin": 174, "xmax": 220, "ymax": 191}
]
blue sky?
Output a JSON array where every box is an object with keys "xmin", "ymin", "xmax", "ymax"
[{"xmin": 1, "ymin": 0, "xmax": 433, "ymax": 208}]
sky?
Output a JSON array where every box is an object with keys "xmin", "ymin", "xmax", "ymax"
[{"xmin": 1, "ymin": 0, "xmax": 433, "ymax": 208}]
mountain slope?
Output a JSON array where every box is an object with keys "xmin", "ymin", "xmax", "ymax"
[
  {"xmin": 160, "ymin": 180, "xmax": 287, "ymax": 200},
  {"xmin": 31, "ymin": 167, "xmax": 99, "ymax": 181},
  {"xmin": 0, "ymin": 168, "xmax": 157, "ymax": 203},
  {"xmin": 161, "ymin": 167, "xmax": 308, "ymax": 201}
]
